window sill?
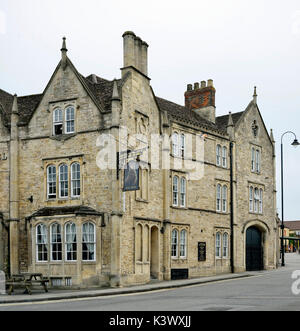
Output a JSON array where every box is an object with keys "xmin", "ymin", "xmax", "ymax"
[
  {"xmin": 249, "ymin": 212, "xmax": 263, "ymax": 216},
  {"xmin": 136, "ymin": 198, "xmax": 149, "ymax": 204},
  {"xmin": 50, "ymin": 133, "xmax": 77, "ymax": 141},
  {"xmin": 171, "ymin": 206, "xmax": 188, "ymax": 210}
]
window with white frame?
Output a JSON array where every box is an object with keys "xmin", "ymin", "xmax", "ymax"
[
  {"xmin": 47, "ymin": 165, "xmax": 57, "ymax": 200},
  {"xmin": 172, "ymin": 133, "xmax": 179, "ymax": 157},
  {"xmin": 173, "ymin": 176, "xmax": 179, "ymax": 206},
  {"xmin": 65, "ymin": 106, "xmax": 75, "ymax": 134},
  {"xmin": 256, "ymin": 150, "xmax": 261, "ymax": 173},
  {"xmin": 216, "ymin": 232, "xmax": 221, "ymax": 258},
  {"xmin": 180, "ymin": 177, "xmax": 186, "ymax": 207},
  {"xmin": 71, "ymin": 163, "xmax": 81, "ymax": 198},
  {"xmin": 254, "ymin": 188, "xmax": 259, "ymax": 213},
  {"xmin": 216, "ymin": 184, "xmax": 222, "ymax": 212},
  {"xmin": 36, "ymin": 224, "xmax": 48, "ymax": 262},
  {"xmin": 223, "ymin": 233, "xmax": 229, "ymax": 258},
  {"xmin": 50, "ymin": 223, "xmax": 62, "ymax": 261},
  {"xmin": 222, "ymin": 147, "xmax": 227, "ymax": 168},
  {"xmin": 53, "ymin": 109, "xmax": 63, "ymax": 136},
  {"xmin": 65, "ymin": 223, "xmax": 77, "ymax": 261},
  {"xmin": 216, "ymin": 145, "xmax": 221, "ymax": 166},
  {"xmin": 180, "ymin": 230, "xmax": 187, "ymax": 258},
  {"xmin": 180, "ymin": 134, "xmax": 185, "ymax": 158},
  {"xmin": 59, "ymin": 164, "xmax": 69, "ymax": 198},
  {"xmin": 222, "ymin": 186, "xmax": 228, "ymax": 213},
  {"xmin": 171, "ymin": 229, "xmax": 179, "ymax": 258},
  {"xmin": 251, "ymin": 147, "xmax": 261, "ymax": 173},
  {"xmin": 251, "ymin": 148, "xmax": 255, "ymax": 172},
  {"xmin": 249, "ymin": 186, "xmax": 254, "ymax": 212},
  {"xmin": 82, "ymin": 222, "xmax": 96, "ymax": 261},
  {"xmin": 259, "ymin": 189, "xmax": 263, "ymax": 214}
]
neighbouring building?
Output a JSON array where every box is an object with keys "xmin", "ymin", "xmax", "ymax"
[{"xmin": 0, "ymin": 32, "xmax": 279, "ymax": 288}]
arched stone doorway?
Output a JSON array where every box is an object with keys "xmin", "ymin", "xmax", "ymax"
[
  {"xmin": 246, "ymin": 226, "xmax": 264, "ymax": 271},
  {"xmin": 150, "ymin": 227, "xmax": 159, "ymax": 279}
]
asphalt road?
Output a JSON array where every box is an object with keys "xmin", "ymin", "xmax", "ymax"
[{"xmin": 1, "ymin": 254, "xmax": 300, "ymax": 311}]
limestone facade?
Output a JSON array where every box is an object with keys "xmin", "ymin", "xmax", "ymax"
[{"xmin": 0, "ymin": 32, "xmax": 279, "ymax": 287}]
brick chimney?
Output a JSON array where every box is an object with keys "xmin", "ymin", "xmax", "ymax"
[{"xmin": 184, "ymin": 80, "xmax": 216, "ymax": 123}]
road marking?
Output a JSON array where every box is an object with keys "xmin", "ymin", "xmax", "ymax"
[{"xmin": 0, "ymin": 275, "xmax": 264, "ymax": 308}]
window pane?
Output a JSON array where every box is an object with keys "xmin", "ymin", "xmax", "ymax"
[
  {"xmin": 65, "ymin": 107, "xmax": 75, "ymax": 133},
  {"xmin": 172, "ymin": 230, "xmax": 178, "ymax": 257},
  {"xmin": 59, "ymin": 164, "xmax": 68, "ymax": 198},
  {"xmin": 36, "ymin": 224, "xmax": 48, "ymax": 262},
  {"xmin": 65, "ymin": 223, "xmax": 77, "ymax": 261},
  {"xmin": 82, "ymin": 222, "xmax": 96, "ymax": 261},
  {"xmin": 71, "ymin": 163, "xmax": 81, "ymax": 197},
  {"xmin": 47, "ymin": 166, "xmax": 56, "ymax": 199}
]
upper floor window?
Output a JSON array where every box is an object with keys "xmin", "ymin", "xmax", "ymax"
[
  {"xmin": 216, "ymin": 184, "xmax": 222, "ymax": 212},
  {"xmin": 53, "ymin": 106, "xmax": 76, "ymax": 136},
  {"xmin": 172, "ymin": 133, "xmax": 179, "ymax": 157},
  {"xmin": 59, "ymin": 164, "xmax": 69, "ymax": 198},
  {"xmin": 180, "ymin": 134, "xmax": 185, "ymax": 158},
  {"xmin": 250, "ymin": 186, "xmax": 263, "ymax": 214},
  {"xmin": 222, "ymin": 186, "xmax": 228, "ymax": 213},
  {"xmin": 180, "ymin": 177, "xmax": 186, "ymax": 208},
  {"xmin": 251, "ymin": 147, "xmax": 261, "ymax": 173},
  {"xmin": 71, "ymin": 163, "xmax": 81, "ymax": 198},
  {"xmin": 173, "ymin": 176, "xmax": 179, "ymax": 206},
  {"xmin": 216, "ymin": 145, "xmax": 221, "ymax": 166},
  {"xmin": 217, "ymin": 184, "xmax": 228, "ymax": 213},
  {"xmin": 173, "ymin": 175, "xmax": 187, "ymax": 208},
  {"xmin": 222, "ymin": 147, "xmax": 227, "ymax": 168},
  {"xmin": 47, "ymin": 165, "xmax": 57, "ymax": 200}
]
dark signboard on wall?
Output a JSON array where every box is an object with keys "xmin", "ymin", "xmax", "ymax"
[
  {"xmin": 123, "ymin": 160, "xmax": 140, "ymax": 192},
  {"xmin": 198, "ymin": 242, "xmax": 206, "ymax": 262}
]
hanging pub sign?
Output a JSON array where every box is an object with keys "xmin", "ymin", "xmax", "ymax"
[{"xmin": 123, "ymin": 160, "xmax": 140, "ymax": 192}]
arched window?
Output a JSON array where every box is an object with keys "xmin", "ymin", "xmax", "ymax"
[
  {"xmin": 65, "ymin": 106, "xmax": 75, "ymax": 134},
  {"xmin": 173, "ymin": 176, "xmax": 179, "ymax": 206},
  {"xmin": 71, "ymin": 163, "xmax": 81, "ymax": 197},
  {"xmin": 216, "ymin": 145, "xmax": 221, "ymax": 166},
  {"xmin": 216, "ymin": 184, "xmax": 222, "ymax": 212},
  {"xmin": 172, "ymin": 133, "xmax": 179, "ymax": 157},
  {"xmin": 180, "ymin": 134, "xmax": 185, "ymax": 158},
  {"xmin": 171, "ymin": 229, "xmax": 179, "ymax": 258},
  {"xmin": 65, "ymin": 223, "xmax": 77, "ymax": 261},
  {"xmin": 216, "ymin": 232, "xmax": 221, "ymax": 258},
  {"xmin": 223, "ymin": 233, "xmax": 229, "ymax": 258},
  {"xmin": 59, "ymin": 164, "xmax": 68, "ymax": 198},
  {"xmin": 50, "ymin": 223, "xmax": 62, "ymax": 261},
  {"xmin": 47, "ymin": 165, "xmax": 56, "ymax": 199},
  {"xmin": 82, "ymin": 222, "xmax": 96, "ymax": 261},
  {"xmin": 222, "ymin": 186, "xmax": 228, "ymax": 213},
  {"xmin": 180, "ymin": 177, "xmax": 186, "ymax": 207},
  {"xmin": 180, "ymin": 230, "xmax": 187, "ymax": 258},
  {"xmin": 222, "ymin": 147, "xmax": 227, "ymax": 168},
  {"xmin": 259, "ymin": 189, "xmax": 263, "ymax": 214},
  {"xmin": 36, "ymin": 224, "xmax": 48, "ymax": 262},
  {"xmin": 53, "ymin": 108, "xmax": 63, "ymax": 135},
  {"xmin": 249, "ymin": 186, "xmax": 254, "ymax": 212}
]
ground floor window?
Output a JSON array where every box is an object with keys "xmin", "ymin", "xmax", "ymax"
[
  {"xmin": 216, "ymin": 231, "xmax": 230, "ymax": 259},
  {"xmin": 172, "ymin": 228, "xmax": 188, "ymax": 259}
]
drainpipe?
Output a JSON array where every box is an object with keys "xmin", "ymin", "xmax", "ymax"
[{"xmin": 230, "ymin": 141, "xmax": 234, "ymax": 273}]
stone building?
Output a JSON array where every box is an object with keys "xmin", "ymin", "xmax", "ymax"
[{"xmin": 0, "ymin": 32, "xmax": 279, "ymax": 288}]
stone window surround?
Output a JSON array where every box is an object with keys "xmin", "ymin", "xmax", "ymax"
[
  {"xmin": 216, "ymin": 143, "xmax": 228, "ymax": 169},
  {"xmin": 249, "ymin": 184, "xmax": 264, "ymax": 215},
  {"xmin": 216, "ymin": 181, "xmax": 229, "ymax": 214},
  {"xmin": 44, "ymin": 157, "xmax": 83, "ymax": 202},
  {"xmin": 171, "ymin": 226, "xmax": 189, "ymax": 260},
  {"xmin": 215, "ymin": 230, "xmax": 230, "ymax": 260},
  {"xmin": 250, "ymin": 144, "xmax": 262, "ymax": 174},
  {"xmin": 171, "ymin": 172, "xmax": 188, "ymax": 209},
  {"xmin": 50, "ymin": 101, "xmax": 77, "ymax": 137},
  {"xmin": 31, "ymin": 217, "xmax": 99, "ymax": 265}
]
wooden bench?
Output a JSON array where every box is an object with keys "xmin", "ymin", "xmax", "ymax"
[{"xmin": 6, "ymin": 273, "xmax": 49, "ymax": 295}]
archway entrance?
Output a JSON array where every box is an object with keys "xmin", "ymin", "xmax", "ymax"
[
  {"xmin": 150, "ymin": 227, "xmax": 159, "ymax": 279},
  {"xmin": 246, "ymin": 226, "xmax": 264, "ymax": 271}
]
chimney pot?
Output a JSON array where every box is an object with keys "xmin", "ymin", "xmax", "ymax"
[
  {"xmin": 194, "ymin": 82, "xmax": 200, "ymax": 90},
  {"xmin": 207, "ymin": 79, "xmax": 214, "ymax": 87},
  {"xmin": 187, "ymin": 84, "xmax": 193, "ymax": 91},
  {"xmin": 201, "ymin": 81, "xmax": 206, "ymax": 88}
]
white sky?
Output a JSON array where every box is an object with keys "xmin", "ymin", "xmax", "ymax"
[{"xmin": 0, "ymin": 0, "xmax": 300, "ymax": 220}]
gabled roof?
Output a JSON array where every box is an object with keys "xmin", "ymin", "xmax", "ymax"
[
  {"xmin": 284, "ymin": 221, "xmax": 300, "ymax": 231},
  {"xmin": 156, "ymin": 96, "xmax": 228, "ymax": 135},
  {"xmin": 216, "ymin": 111, "xmax": 244, "ymax": 131}
]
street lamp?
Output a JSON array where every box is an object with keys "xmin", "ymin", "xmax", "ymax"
[{"xmin": 281, "ymin": 131, "xmax": 300, "ymax": 267}]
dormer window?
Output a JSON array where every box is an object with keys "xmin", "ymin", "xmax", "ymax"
[{"xmin": 53, "ymin": 109, "xmax": 63, "ymax": 135}]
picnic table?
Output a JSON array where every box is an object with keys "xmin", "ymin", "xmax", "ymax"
[{"xmin": 6, "ymin": 273, "xmax": 50, "ymax": 295}]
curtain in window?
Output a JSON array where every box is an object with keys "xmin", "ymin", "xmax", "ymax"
[
  {"xmin": 66, "ymin": 223, "xmax": 77, "ymax": 261},
  {"xmin": 51, "ymin": 223, "xmax": 62, "ymax": 261},
  {"xmin": 82, "ymin": 223, "xmax": 95, "ymax": 261},
  {"xmin": 36, "ymin": 224, "xmax": 48, "ymax": 262},
  {"xmin": 47, "ymin": 165, "xmax": 56, "ymax": 199},
  {"xmin": 59, "ymin": 164, "xmax": 68, "ymax": 198},
  {"xmin": 171, "ymin": 229, "xmax": 178, "ymax": 257},
  {"xmin": 71, "ymin": 163, "xmax": 81, "ymax": 197}
]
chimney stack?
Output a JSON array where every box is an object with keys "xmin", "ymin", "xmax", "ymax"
[
  {"xmin": 184, "ymin": 79, "xmax": 216, "ymax": 123},
  {"xmin": 122, "ymin": 31, "xmax": 149, "ymax": 77}
]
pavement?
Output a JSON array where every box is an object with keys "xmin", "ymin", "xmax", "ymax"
[{"xmin": 0, "ymin": 270, "xmax": 258, "ymax": 304}]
